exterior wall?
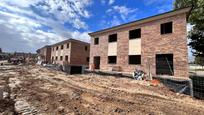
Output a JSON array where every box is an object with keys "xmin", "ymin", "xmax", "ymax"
[
  {"xmin": 46, "ymin": 48, "xmax": 51, "ymax": 63},
  {"xmin": 141, "ymin": 13, "xmax": 188, "ymax": 78},
  {"xmin": 90, "ymin": 35, "xmax": 108, "ymax": 70},
  {"xmin": 90, "ymin": 13, "xmax": 188, "ymax": 78},
  {"xmin": 51, "ymin": 42, "xmax": 71, "ymax": 65},
  {"xmin": 38, "ymin": 46, "xmax": 51, "ymax": 63},
  {"xmin": 51, "ymin": 40, "xmax": 90, "ymax": 66},
  {"xmin": 70, "ymin": 41, "xmax": 90, "ymax": 66}
]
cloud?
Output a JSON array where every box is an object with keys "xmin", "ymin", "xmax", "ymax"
[
  {"xmin": 142, "ymin": 0, "xmax": 172, "ymax": 13},
  {"xmin": 106, "ymin": 5, "xmax": 137, "ymax": 21},
  {"xmin": 110, "ymin": 16, "xmax": 122, "ymax": 26},
  {"xmin": 100, "ymin": 0, "xmax": 106, "ymax": 4},
  {"xmin": 143, "ymin": 0, "xmax": 167, "ymax": 6},
  {"xmin": 100, "ymin": 5, "xmax": 137, "ymax": 28},
  {"xmin": 108, "ymin": 0, "xmax": 115, "ymax": 5},
  {"xmin": 0, "ymin": 0, "xmax": 91, "ymax": 53},
  {"xmin": 100, "ymin": 0, "xmax": 114, "ymax": 5}
]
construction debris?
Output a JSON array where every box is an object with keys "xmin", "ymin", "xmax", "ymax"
[{"xmin": 133, "ymin": 69, "xmax": 145, "ymax": 80}]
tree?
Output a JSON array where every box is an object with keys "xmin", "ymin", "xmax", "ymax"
[
  {"xmin": 188, "ymin": 27, "xmax": 204, "ymax": 56},
  {"xmin": 174, "ymin": 0, "xmax": 204, "ymax": 57},
  {"xmin": 174, "ymin": 0, "xmax": 204, "ymax": 26},
  {"xmin": 195, "ymin": 56, "xmax": 204, "ymax": 68},
  {"xmin": 0, "ymin": 48, "xmax": 2, "ymax": 53}
]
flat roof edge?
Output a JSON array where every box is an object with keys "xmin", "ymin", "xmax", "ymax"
[{"xmin": 89, "ymin": 7, "xmax": 191, "ymax": 36}]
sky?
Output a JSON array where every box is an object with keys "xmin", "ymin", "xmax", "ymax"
[{"xmin": 0, "ymin": 0, "xmax": 193, "ymax": 61}]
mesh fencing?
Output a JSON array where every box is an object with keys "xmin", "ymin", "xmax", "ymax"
[
  {"xmin": 190, "ymin": 75, "xmax": 204, "ymax": 99},
  {"xmin": 154, "ymin": 76, "xmax": 193, "ymax": 96}
]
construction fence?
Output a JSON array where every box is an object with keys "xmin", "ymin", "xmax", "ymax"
[
  {"xmin": 190, "ymin": 75, "xmax": 204, "ymax": 99},
  {"xmin": 154, "ymin": 76, "xmax": 193, "ymax": 96}
]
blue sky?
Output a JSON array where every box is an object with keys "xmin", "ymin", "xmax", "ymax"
[{"xmin": 0, "ymin": 0, "xmax": 193, "ymax": 61}]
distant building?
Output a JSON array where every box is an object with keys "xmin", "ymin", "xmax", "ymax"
[
  {"xmin": 0, "ymin": 48, "xmax": 2, "ymax": 53},
  {"xmin": 36, "ymin": 45, "xmax": 51, "ymax": 63},
  {"xmin": 12, "ymin": 52, "xmax": 36, "ymax": 59},
  {"xmin": 51, "ymin": 38, "xmax": 90, "ymax": 66},
  {"xmin": 37, "ymin": 39, "xmax": 90, "ymax": 66}
]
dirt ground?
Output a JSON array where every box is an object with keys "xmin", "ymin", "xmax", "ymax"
[{"xmin": 0, "ymin": 65, "xmax": 204, "ymax": 115}]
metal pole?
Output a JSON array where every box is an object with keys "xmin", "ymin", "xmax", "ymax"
[
  {"xmin": 165, "ymin": 57, "xmax": 173, "ymax": 75},
  {"xmin": 189, "ymin": 79, "xmax": 194, "ymax": 97}
]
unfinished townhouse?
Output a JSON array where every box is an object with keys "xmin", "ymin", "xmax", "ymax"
[
  {"xmin": 89, "ymin": 7, "xmax": 191, "ymax": 78},
  {"xmin": 37, "ymin": 45, "xmax": 51, "ymax": 63},
  {"xmin": 51, "ymin": 39, "xmax": 90, "ymax": 66}
]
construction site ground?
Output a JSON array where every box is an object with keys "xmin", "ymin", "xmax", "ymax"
[{"xmin": 1, "ymin": 64, "xmax": 204, "ymax": 115}]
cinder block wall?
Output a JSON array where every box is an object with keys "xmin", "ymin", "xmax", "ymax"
[{"xmin": 90, "ymin": 13, "xmax": 188, "ymax": 78}]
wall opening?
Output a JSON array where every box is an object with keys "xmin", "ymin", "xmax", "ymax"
[
  {"xmin": 70, "ymin": 66, "xmax": 82, "ymax": 74},
  {"xmin": 60, "ymin": 56, "xmax": 63, "ymax": 61},
  {"xmin": 156, "ymin": 54, "xmax": 174, "ymax": 76},
  {"xmin": 94, "ymin": 56, "xmax": 100, "ymax": 69},
  {"xmin": 86, "ymin": 57, "xmax": 89, "ymax": 63},
  {"xmin": 108, "ymin": 56, "xmax": 117, "ymax": 64},
  {"xmin": 67, "ymin": 43, "xmax": 69, "ymax": 48},
  {"xmin": 65, "ymin": 55, "xmax": 68, "ymax": 61},
  {"xmin": 129, "ymin": 28, "xmax": 141, "ymax": 39},
  {"xmin": 128, "ymin": 55, "xmax": 141, "ymax": 64},
  {"xmin": 94, "ymin": 38, "xmax": 99, "ymax": 45},
  {"xmin": 161, "ymin": 22, "xmax": 173, "ymax": 34},
  {"xmin": 108, "ymin": 34, "xmax": 117, "ymax": 42}
]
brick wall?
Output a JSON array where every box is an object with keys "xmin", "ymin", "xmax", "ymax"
[
  {"xmin": 70, "ymin": 40, "xmax": 90, "ymax": 66},
  {"xmin": 51, "ymin": 42, "xmax": 71, "ymax": 65},
  {"xmin": 51, "ymin": 40, "xmax": 90, "ymax": 66},
  {"xmin": 90, "ymin": 13, "xmax": 188, "ymax": 78}
]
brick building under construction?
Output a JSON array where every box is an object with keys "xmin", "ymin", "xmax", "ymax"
[
  {"xmin": 89, "ymin": 7, "xmax": 191, "ymax": 78},
  {"xmin": 37, "ymin": 39, "xmax": 90, "ymax": 67}
]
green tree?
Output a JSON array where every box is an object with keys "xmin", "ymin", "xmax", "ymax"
[
  {"xmin": 195, "ymin": 56, "xmax": 204, "ymax": 68},
  {"xmin": 188, "ymin": 27, "xmax": 204, "ymax": 56},
  {"xmin": 174, "ymin": 0, "xmax": 204, "ymax": 26},
  {"xmin": 174, "ymin": 0, "xmax": 204, "ymax": 57}
]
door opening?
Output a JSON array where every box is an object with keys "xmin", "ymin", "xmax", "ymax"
[
  {"xmin": 156, "ymin": 54, "xmax": 174, "ymax": 76},
  {"xmin": 94, "ymin": 56, "xmax": 100, "ymax": 69}
]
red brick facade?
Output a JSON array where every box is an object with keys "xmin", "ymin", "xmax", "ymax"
[{"xmin": 89, "ymin": 8, "xmax": 190, "ymax": 78}]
